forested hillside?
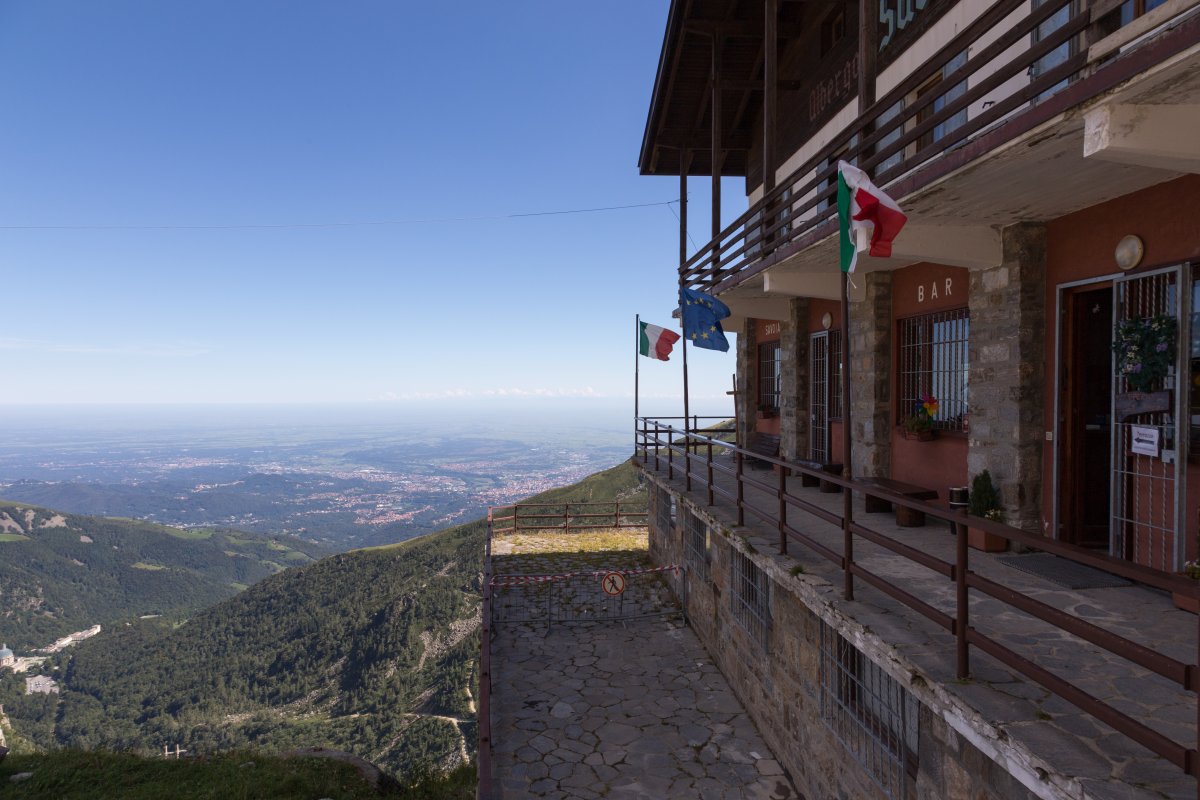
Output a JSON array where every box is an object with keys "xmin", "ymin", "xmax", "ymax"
[
  {"xmin": 0, "ymin": 502, "xmax": 327, "ymax": 650},
  {"xmin": 1, "ymin": 460, "xmax": 646, "ymax": 780}
]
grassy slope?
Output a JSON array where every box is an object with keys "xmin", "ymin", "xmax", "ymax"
[
  {"xmin": 2, "ymin": 460, "xmax": 645, "ymax": 783},
  {"xmin": 0, "ymin": 501, "xmax": 328, "ymax": 650},
  {"xmin": 0, "ymin": 751, "xmax": 475, "ymax": 800}
]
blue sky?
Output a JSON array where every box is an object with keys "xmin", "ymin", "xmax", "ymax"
[{"xmin": 0, "ymin": 2, "xmax": 744, "ymax": 416}]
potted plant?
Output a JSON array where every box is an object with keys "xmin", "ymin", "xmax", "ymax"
[
  {"xmin": 1113, "ymin": 314, "xmax": 1176, "ymax": 393},
  {"xmin": 903, "ymin": 394, "xmax": 938, "ymax": 441},
  {"xmin": 967, "ymin": 470, "xmax": 1007, "ymax": 552}
]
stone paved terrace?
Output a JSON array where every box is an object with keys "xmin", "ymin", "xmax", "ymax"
[
  {"xmin": 488, "ymin": 527, "xmax": 798, "ymax": 799},
  {"xmin": 638, "ymin": 451, "xmax": 1200, "ymax": 800}
]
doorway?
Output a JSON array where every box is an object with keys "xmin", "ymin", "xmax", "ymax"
[{"xmin": 1060, "ymin": 285, "xmax": 1112, "ymax": 548}]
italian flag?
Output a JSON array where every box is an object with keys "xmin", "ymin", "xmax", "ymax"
[
  {"xmin": 837, "ymin": 160, "xmax": 908, "ymax": 273},
  {"xmin": 639, "ymin": 321, "xmax": 680, "ymax": 361}
]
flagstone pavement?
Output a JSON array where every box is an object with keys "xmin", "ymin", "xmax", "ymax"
[{"xmin": 490, "ymin": 615, "xmax": 797, "ymax": 800}]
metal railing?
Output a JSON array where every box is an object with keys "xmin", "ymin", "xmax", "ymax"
[
  {"xmin": 679, "ymin": 0, "xmax": 1200, "ymax": 293},
  {"xmin": 488, "ymin": 501, "xmax": 648, "ymax": 535},
  {"xmin": 636, "ymin": 416, "xmax": 1200, "ymax": 794}
]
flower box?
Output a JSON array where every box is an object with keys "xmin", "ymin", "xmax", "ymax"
[
  {"xmin": 902, "ymin": 429, "xmax": 934, "ymax": 442},
  {"xmin": 967, "ymin": 525, "xmax": 1007, "ymax": 553}
]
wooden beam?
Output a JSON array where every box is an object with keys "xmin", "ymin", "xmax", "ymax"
[
  {"xmin": 683, "ymin": 19, "xmax": 808, "ymax": 38},
  {"xmin": 680, "ymin": 151, "xmax": 690, "ymax": 265},
  {"xmin": 712, "ymin": 35, "xmax": 723, "ymax": 239},
  {"xmin": 764, "ymin": 0, "xmax": 779, "ymax": 195},
  {"xmin": 721, "ymin": 79, "xmax": 804, "ymax": 91},
  {"xmin": 654, "ymin": 130, "xmax": 752, "ymax": 150},
  {"xmin": 858, "ymin": 0, "xmax": 878, "ymax": 109},
  {"xmin": 728, "ymin": 41, "xmax": 764, "ymax": 149}
]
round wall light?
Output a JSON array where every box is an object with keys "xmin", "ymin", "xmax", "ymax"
[
  {"xmin": 821, "ymin": 312, "xmax": 833, "ymax": 330},
  {"xmin": 1115, "ymin": 234, "xmax": 1144, "ymax": 271}
]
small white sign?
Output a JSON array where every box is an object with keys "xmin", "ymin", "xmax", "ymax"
[{"xmin": 1131, "ymin": 425, "xmax": 1160, "ymax": 457}]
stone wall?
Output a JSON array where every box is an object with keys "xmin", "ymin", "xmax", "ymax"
[
  {"xmin": 642, "ymin": 471, "xmax": 1045, "ymax": 800},
  {"xmin": 735, "ymin": 318, "xmax": 757, "ymax": 450},
  {"xmin": 968, "ymin": 223, "xmax": 1047, "ymax": 533},
  {"xmin": 780, "ymin": 298, "xmax": 810, "ymax": 462},
  {"xmin": 849, "ymin": 271, "xmax": 893, "ymax": 478}
]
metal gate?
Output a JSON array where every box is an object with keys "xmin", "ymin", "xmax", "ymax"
[
  {"xmin": 1111, "ymin": 265, "xmax": 1188, "ymax": 571},
  {"xmin": 811, "ymin": 332, "xmax": 830, "ymax": 463}
]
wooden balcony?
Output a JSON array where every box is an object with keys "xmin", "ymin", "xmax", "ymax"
[{"xmin": 666, "ymin": 0, "xmax": 1200, "ymax": 299}]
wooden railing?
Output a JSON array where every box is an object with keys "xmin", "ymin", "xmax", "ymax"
[
  {"xmin": 680, "ymin": 0, "xmax": 1200, "ymax": 293},
  {"xmin": 636, "ymin": 417, "xmax": 1200, "ymax": 793},
  {"xmin": 488, "ymin": 501, "xmax": 649, "ymax": 535}
]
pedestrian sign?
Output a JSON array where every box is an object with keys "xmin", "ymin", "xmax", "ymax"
[{"xmin": 601, "ymin": 572, "xmax": 626, "ymax": 596}]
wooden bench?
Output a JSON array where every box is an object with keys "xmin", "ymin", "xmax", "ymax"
[
  {"xmin": 794, "ymin": 459, "xmax": 844, "ymax": 492},
  {"xmin": 859, "ymin": 477, "xmax": 938, "ymax": 527},
  {"xmin": 746, "ymin": 433, "xmax": 780, "ymax": 468}
]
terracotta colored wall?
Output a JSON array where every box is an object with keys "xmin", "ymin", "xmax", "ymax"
[
  {"xmin": 808, "ymin": 299, "xmax": 841, "ymax": 333},
  {"xmin": 891, "ymin": 263, "xmax": 970, "ymax": 498},
  {"xmin": 1042, "ymin": 175, "xmax": 1200, "ymax": 561},
  {"xmin": 755, "ymin": 318, "xmax": 783, "ymax": 437},
  {"xmin": 892, "ymin": 262, "xmax": 969, "ymax": 317}
]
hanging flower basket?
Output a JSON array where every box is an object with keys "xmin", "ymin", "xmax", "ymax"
[
  {"xmin": 1114, "ymin": 315, "xmax": 1176, "ymax": 393},
  {"xmin": 902, "ymin": 394, "xmax": 939, "ymax": 441}
]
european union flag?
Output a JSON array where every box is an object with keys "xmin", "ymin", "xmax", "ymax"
[{"xmin": 680, "ymin": 287, "xmax": 731, "ymax": 352}]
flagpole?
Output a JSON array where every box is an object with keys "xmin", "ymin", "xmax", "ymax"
[
  {"xmin": 679, "ymin": 155, "xmax": 691, "ymax": 480},
  {"xmin": 681, "ymin": 290, "xmax": 691, "ymax": 472},
  {"xmin": 841, "ymin": 269, "xmax": 854, "ymax": 602},
  {"xmin": 635, "ymin": 314, "xmax": 641, "ymax": 453}
]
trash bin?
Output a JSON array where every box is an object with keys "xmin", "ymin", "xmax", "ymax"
[{"xmin": 947, "ymin": 486, "xmax": 969, "ymax": 534}]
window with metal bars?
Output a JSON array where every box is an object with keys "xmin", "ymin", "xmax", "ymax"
[
  {"xmin": 759, "ymin": 342, "xmax": 782, "ymax": 413},
  {"xmin": 654, "ymin": 485, "xmax": 674, "ymax": 538},
  {"xmin": 820, "ymin": 621, "xmax": 918, "ymax": 799},
  {"xmin": 684, "ymin": 510, "xmax": 709, "ymax": 578},
  {"xmin": 897, "ymin": 308, "xmax": 969, "ymax": 432},
  {"xmin": 730, "ymin": 550, "xmax": 770, "ymax": 649}
]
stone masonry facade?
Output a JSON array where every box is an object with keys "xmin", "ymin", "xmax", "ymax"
[
  {"xmin": 647, "ymin": 478, "xmax": 1042, "ymax": 800},
  {"xmin": 968, "ymin": 223, "xmax": 1047, "ymax": 533},
  {"xmin": 849, "ymin": 271, "xmax": 893, "ymax": 478},
  {"xmin": 780, "ymin": 297, "xmax": 810, "ymax": 463},
  {"xmin": 736, "ymin": 318, "xmax": 758, "ymax": 450}
]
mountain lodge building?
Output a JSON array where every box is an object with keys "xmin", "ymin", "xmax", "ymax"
[{"xmin": 631, "ymin": 0, "xmax": 1200, "ymax": 797}]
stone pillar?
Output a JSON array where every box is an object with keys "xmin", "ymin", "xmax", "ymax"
[
  {"xmin": 735, "ymin": 318, "xmax": 757, "ymax": 449},
  {"xmin": 780, "ymin": 298, "xmax": 810, "ymax": 462},
  {"xmin": 968, "ymin": 223, "xmax": 1046, "ymax": 533},
  {"xmin": 849, "ymin": 272, "xmax": 892, "ymax": 478}
]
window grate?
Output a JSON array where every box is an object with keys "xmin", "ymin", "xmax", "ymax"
[
  {"xmin": 654, "ymin": 485, "xmax": 673, "ymax": 538},
  {"xmin": 759, "ymin": 342, "xmax": 782, "ymax": 412},
  {"xmin": 811, "ymin": 332, "xmax": 830, "ymax": 462},
  {"xmin": 730, "ymin": 550, "xmax": 770, "ymax": 649},
  {"xmin": 684, "ymin": 510, "xmax": 709, "ymax": 579},
  {"xmin": 820, "ymin": 621, "xmax": 918, "ymax": 799},
  {"xmin": 897, "ymin": 308, "xmax": 969, "ymax": 432}
]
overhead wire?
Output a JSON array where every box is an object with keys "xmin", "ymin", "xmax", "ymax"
[{"xmin": 0, "ymin": 199, "xmax": 682, "ymax": 231}]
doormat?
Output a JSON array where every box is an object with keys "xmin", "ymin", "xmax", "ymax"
[{"xmin": 995, "ymin": 553, "xmax": 1132, "ymax": 590}]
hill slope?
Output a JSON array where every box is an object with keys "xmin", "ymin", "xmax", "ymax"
[
  {"xmin": 2, "ymin": 460, "xmax": 646, "ymax": 779},
  {"xmin": 0, "ymin": 501, "xmax": 327, "ymax": 650}
]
